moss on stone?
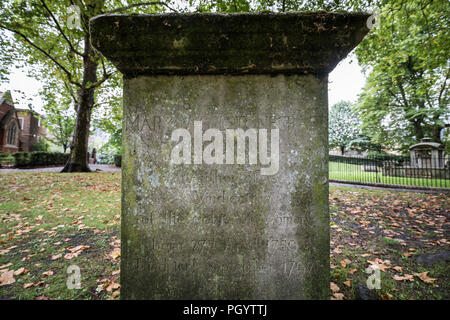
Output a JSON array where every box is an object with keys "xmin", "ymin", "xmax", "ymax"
[{"xmin": 90, "ymin": 12, "xmax": 370, "ymax": 77}]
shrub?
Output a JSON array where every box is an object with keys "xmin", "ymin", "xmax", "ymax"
[
  {"xmin": 329, "ymin": 154, "xmax": 407, "ymax": 167},
  {"xmin": 0, "ymin": 151, "xmax": 15, "ymax": 167},
  {"xmin": 31, "ymin": 139, "xmax": 49, "ymax": 152},
  {"xmin": 12, "ymin": 152, "xmax": 31, "ymax": 167},
  {"xmin": 114, "ymin": 154, "xmax": 122, "ymax": 167},
  {"xmin": 13, "ymin": 152, "xmax": 69, "ymax": 168}
]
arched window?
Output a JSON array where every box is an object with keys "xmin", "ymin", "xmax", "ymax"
[{"xmin": 6, "ymin": 122, "xmax": 17, "ymax": 145}]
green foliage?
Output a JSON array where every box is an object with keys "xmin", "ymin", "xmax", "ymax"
[
  {"xmin": 355, "ymin": 0, "xmax": 450, "ymax": 152},
  {"xmin": 0, "ymin": 151, "xmax": 15, "ymax": 167},
  {"xmin": 31, "ymin": 138, "xmax": 49, "ymax": 152},
  {"xmin": 41, "ymin": 84, "xmax": 76, "ymax": 153},
  {"xmin": 12, "ymin": 152, "xmax": 31, "ymax": 167},
  {"xmin": 0, "ymin": 0, "xmax": 175, "ymax": 171},
  {"xmin": 97, "ymin": 144, "xmax": 116, "ymax": 164},
  {"xmin": 188, "ymin": 0, "xmax": 374, "ymax": 12},
  {"xmin": 0, "ymin": 0, "xmax": 375, "ymax": 169},
  {"xmin": 329, "ymin": 101, "xmax": 380, "ymax": 154}
]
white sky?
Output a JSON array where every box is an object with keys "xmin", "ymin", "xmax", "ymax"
[
  {"xmin": 1, "ymin": 51, "xmax": 366, "ymax": 115},
  {"xmin": 328, "ymin": 51, "xmax": 366, "ymax": 107}
]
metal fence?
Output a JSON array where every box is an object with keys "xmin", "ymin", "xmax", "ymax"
[{"xmin": 329, "ymin": 155, "xmax": 450, "ymax": 189}]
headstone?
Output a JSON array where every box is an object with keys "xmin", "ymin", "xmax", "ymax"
[
  {"xmin": 416, "ymin": 251, "xmax": 450, "ymax": 267},
  {"xmin": 90, "ymin": 12, "xmax": 370, "ymax": 299}
]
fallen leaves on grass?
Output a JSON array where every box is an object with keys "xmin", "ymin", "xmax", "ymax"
[{"xmin": 330, "ymin": 188, "xmax": 449, "ymax": 300}]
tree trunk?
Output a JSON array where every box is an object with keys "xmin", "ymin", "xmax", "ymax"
[
  {"xmin": 432, "ymin": 125, "xmax": 443, "ymax": 144},
  {"xmin": 62, "ymin": 36, "xmax": 98, "ymax": 173},
  {"xmin": 412, "ymin": 118, "xmax": 424, "ymax": 142},
  {"xmin": 340, "ymin": 146, "xmax": 345, "ymax": 155}
]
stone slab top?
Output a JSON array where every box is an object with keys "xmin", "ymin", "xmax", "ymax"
[{"xmin": 90, "ymin": 12, "xmax": 371, "ymax": 77}]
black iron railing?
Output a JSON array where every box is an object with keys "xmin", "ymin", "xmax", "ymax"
[{"xmin": 329, "ymin": 155, "xmax": 450, "ymax": 189}]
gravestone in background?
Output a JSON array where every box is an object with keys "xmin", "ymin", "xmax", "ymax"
[{"xmin": 90, "ymin": 13, "xmax": 370, "ymax": 299}]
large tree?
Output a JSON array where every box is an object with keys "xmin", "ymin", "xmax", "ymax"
[
  {"xmin": 0, "ymin": 0, "xmax": 177, "ymax": 172},
  {"xmin": 355, "ymin": 0, "xmax": 449, "ymax": 152},
  {"xmin": 1, "ymin": 0, "xmax": 372, "ymax": 172},
  {"xmin": 328, "ymin": 101, "xmax": 379, "ymax": 155}
]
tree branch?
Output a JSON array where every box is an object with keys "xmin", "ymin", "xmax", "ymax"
[
  {"xmin": 63, "ymin": 80, "xmax": 78, "ymax": 106},
  {"xmin": 39, "ymin": 0, "xmax": 84, "ymax": 57},
  {"xmin": 0, "ymin": 24, "xmax": 81, "ymax": 88},
  {"xmin": 86, "ymin": 70, "xmax": 118, "ymax": 91}
]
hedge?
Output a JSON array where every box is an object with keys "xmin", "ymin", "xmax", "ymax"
[
  {"xmin": 329, "ymin": 154, "xmax": 406, "ymax": 166},
  {"xmin": 114, "ymin": 155, "xmax": 121, "ymax": 167},
  {"xmin": 12, "ymin": 152, "xmax": 69, "ymax": 168},
  {"xmin": 0, "ymin": 151, "xmax": 15, "ymax": 167}
]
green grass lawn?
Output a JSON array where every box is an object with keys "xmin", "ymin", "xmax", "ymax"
[
  {"xmin": 329, "ymin": 161, "xmax": 450, "ymax": 188},
  {"xmin": 0, "ymin": 172, "xmax": 449, "ymax": 300},
  {"xmin": 0, "ymin": 172, "xmax": 121, "ymax": 300}
]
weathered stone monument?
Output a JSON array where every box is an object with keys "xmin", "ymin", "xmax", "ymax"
[{"xmin": 90, "ymin": 12, "xmax": 370, "ymax": 299}]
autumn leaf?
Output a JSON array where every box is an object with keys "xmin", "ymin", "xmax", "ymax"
[
  {"xmin": 110, "ymin": 248, "xmax": 121, "ymax": 260},
  {"xmin": 13, "ymin": 267, "xmax": 27, "ymax": 276},
  {"xmin": 340, "ymin": 258, "xmax": 351, "ymax": 268},
  {"xmin": 106, "ymin": 282, "xmax": 120, "ymax": 292},
  {"xmin": 381, "ymin": 293, "xmax": 393, "ymax": 300},
  {"xmin": 414, "ymin": 272, "xmax": 436, "ymax": 284},
  {"xmin": 330, "ymin": 282, "xmax": 340, "ymax": 293},
  {"xmin": 332, "ymin": 293, "xmax": 344, "ymax": 300},
  {"xmin": 0, "ymin": 270, "xmax": 15, "ymax": 286},
  {"xmin": 402, "ymin": 252, "xmax": 413, "ymax": 257},
  {"xmin": 23, "ymin": 282, "xmax": 34, "ymax": 289},
  {"xmin": 0, "ymin": 249, "xmax": 11, "ymax": 255},
  {"xmin": 42, "ymin": 270, "xmax": 54, "ymax": 277},
  {"xmin": 333, "ymin": 247, "xmax": 342, "ymax": 254},
  {"xmin": 64, "ymin": 252, "xmax": 80, "ymax": 260},
  {"xmin": 68, "ymin": 245, "xmax": 90, "ymax": 253},
  {"xmin": 393, "ymin": 274, "xmax": 414, "ymax": 281},
  {"xmin": 51, "ymin": 254, "xmax": 62, "ymax": 260},
  {"xmin": 0, "ymin": 263, "xmax": 12, "ymax": 269}
]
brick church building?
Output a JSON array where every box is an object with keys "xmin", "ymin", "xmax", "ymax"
[{"xmin": 0, "ymin": 91, "xmax": 46, "ymax": 153}]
